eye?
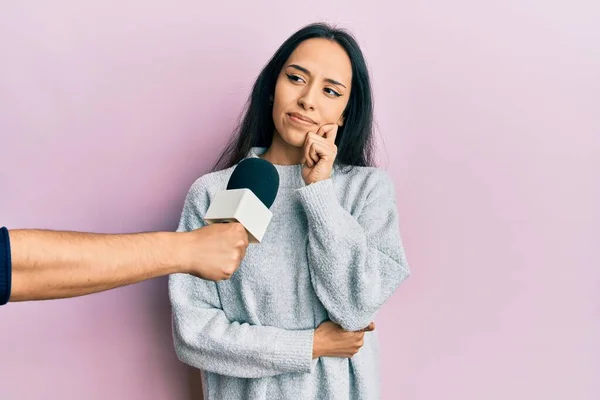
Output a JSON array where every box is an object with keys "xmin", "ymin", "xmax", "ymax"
[
  {"xmin": 286, "ymin": 73, "xmax": 305, "ymax": 84},
  {"xmin": 324, "ymin": 87, "xmax": 342, "ymax": 97}
]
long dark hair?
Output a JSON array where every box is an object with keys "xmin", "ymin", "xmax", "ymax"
[{"xmin": 213, "ymin": 22, "xmax": 376, "ymax": 171}]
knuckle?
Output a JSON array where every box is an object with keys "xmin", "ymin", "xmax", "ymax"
[
  {"xmin": 234, "ymin": 223, "xmax": 245, "ymax": 234},
  {"xmin": 224, "ymin": 264, "xmax": 236, "ymax": 275},
  {"xmin": 222, "ymin": 270, "xmax": 232, "ymax": 279}
]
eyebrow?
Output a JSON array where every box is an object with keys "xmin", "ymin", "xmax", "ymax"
[{"xmin": 287, "ymin": 64, "xmax": 347, "ymax": 89}]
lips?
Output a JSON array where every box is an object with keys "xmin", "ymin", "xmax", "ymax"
[{"xmin": 287, "ymin": 112, "xmax": 317, "ymax": 125}]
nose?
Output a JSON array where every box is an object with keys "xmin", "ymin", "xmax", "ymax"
[{"xmin": 298, "ymin": 84, "xmax": 318, "ymax": 111}]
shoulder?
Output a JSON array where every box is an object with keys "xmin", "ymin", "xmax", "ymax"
[
  {"xmin": 185, "ymin": 166, "xmax": 236, "ymax": 199},
  {"xmin": 177, "ymin": 166, "xmax": 237, "ymax": 224}
]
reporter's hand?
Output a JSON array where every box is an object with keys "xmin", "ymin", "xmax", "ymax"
[
  {"xmin": 312, "ymin": 320, "xmax": 375, "ymax": 359},
  {"xmin": 181, "ymin": 223, "xmax": 249, "ymax": 281}
]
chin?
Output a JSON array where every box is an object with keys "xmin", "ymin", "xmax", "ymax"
[
  {"xmin": 277, "ymin": 126, "xmax": 308, "ymax": 148},
  {"xmin": 281, "ymin": 133, "xmax": 307, "ymax": 148}
]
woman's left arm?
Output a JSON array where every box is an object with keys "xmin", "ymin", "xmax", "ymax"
[{"xmin": 297, "ymin": 171, "xmax": 410, "ymax": 332}]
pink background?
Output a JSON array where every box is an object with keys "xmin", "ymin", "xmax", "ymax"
[{"xmin": 1, "ymin": 1, "xmax": 598, "ymax": 399}]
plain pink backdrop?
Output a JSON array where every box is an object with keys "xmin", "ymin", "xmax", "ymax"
[{"xmin": 0, "ymin": 1, "xmax": 598, "ymax": 399}]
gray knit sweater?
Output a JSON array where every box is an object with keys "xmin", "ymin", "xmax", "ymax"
[{"xmin": 168, "ymin": 148, "xmax": 410, "ymax": 400}]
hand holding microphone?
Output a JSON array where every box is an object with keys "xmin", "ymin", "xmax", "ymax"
[
  {"xmin": 183, "ymin": 157, "xmax": 279, "ymax": 281},
  {"xmin": 0, "ymin": 157, "xmax": 279, "ymax": 304},
  {"xmin": 181, "ymin": 223, "xmax": 249, "ymax": 281}
]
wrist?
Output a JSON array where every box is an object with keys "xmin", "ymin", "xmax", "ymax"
[
  {"xmin": 312, "ymin": 329, "xmax": 323, "ymax": 359},
  {"xmin": 304, "ymin": 176, "xmax": 329, "ymax": 186},
  {"xmin": 155, "ymin": 232, "xmax": 189, "ymax": 275}
]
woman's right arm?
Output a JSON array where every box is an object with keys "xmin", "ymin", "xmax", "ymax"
[
  {"xmin": 169, "ymin": 177, "xmax": 314, "ymax": 378},
  {"xmin": 169, "ymin": 273, "xmax": 371, "ymax": 377}
]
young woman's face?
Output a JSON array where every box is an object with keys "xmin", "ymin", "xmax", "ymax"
[{"xmin": 272, "ymin": 38, "xmax": 352, "ymax": 148}]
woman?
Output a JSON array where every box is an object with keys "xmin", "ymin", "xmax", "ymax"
[{"xmin": 169, "ymin": 22, "xmax": 410, "ymax": 400}]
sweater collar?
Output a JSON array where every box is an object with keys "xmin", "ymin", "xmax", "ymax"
[{"xmin": 246, "ymin": 147, "xmax": 338, "ymax": 188}]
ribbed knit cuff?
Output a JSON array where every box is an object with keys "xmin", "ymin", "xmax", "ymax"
[
  {"xmin": 297, "ymin": 179, "xmax": 339, "ymax": 228},
  {"xmin": 0, "ymin": 227, "xmax": 12, "ymax": 305},
  {"xmin": 272, "ymin": 329, "xmax": 315, "ymax": 374}
]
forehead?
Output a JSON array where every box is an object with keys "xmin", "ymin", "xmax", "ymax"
[{"xmin": 286, "ymin": 38, "xmax": 352, "ymax": 82}]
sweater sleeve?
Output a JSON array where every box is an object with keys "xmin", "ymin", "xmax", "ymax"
[
  {"xmin": 0, "ymin": 227, "xmax": 12, "ymax": 305},
  {"xmin": 168, "ymin": 178, "xmax": 314, "ymax": 378},
  {"xmin": 296, "ymin": 170, "xmax": 410, "ymax": 332}
]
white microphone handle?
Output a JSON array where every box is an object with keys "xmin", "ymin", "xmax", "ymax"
[{"xmin": 203, "ymin": 189, "xmax": 273, "ymax": 243}]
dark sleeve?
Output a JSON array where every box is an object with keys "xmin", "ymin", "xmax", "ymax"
[{"xmin": 0, "ymin": 227, "xmax": 12, "ymax": 305}]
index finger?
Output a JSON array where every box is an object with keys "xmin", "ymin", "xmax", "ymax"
[{"xmin": 316, "ymin": 123, "xmax": 338, "ymax": 143}]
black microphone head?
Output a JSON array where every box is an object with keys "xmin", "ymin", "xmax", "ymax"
[{"xmin": 226, "ymin": 158, "xmax": 280, "ymax": 208}]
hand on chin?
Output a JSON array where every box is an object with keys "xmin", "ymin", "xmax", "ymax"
[{"xmin": 300, "ymin": 124, "xmax": 339, "ymax": 185}]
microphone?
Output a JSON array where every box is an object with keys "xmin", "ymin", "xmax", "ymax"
[{"xmin": 203, "ymin": 158, "xmax": 279, "ymax": 243}]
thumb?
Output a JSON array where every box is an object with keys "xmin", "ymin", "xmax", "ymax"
[{"xmin": 362, "ymin": 322, "xmax": 375, "ymax": 332}]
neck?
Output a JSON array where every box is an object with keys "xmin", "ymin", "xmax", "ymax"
[{"xmin": 261, "ymin": 133, "xmax": 303, "ymax": 165}]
